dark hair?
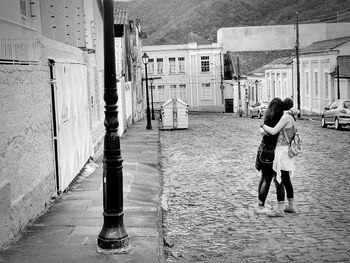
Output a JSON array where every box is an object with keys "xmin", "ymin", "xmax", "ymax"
[
  {"xmin": 283, "ymin": 97, "xmax": 293, "ymax": 111},
  {"xmin": 264, "ymin": 97, "xmax": 284, "ymax": 127}
]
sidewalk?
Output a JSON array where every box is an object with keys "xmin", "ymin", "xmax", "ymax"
[{"xmin": 0, "ymin": 119, "xmax": 164, "ymax": 263}]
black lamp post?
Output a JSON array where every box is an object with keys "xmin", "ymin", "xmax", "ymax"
[
  {"xmin": 149, "ymin": 78, "xmax": 155, "ymax": 120},
  {"xmin": 97, "ymin": 0, "xmax": 130, "ymax": 253},
  {"xmin": 142, "ymin": 53, "xmax": 152, "ymax": 129},
  {"xmin": 255, "ymin": 80, "xmax": 259, "ymax": 103}
]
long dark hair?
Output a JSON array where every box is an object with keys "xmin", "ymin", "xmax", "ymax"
[{"xmin": 264, "ymin": 97, "xmax": 284, "ymax": 127}]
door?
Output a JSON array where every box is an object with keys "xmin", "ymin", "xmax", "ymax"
[
  {"xmin": 49, "ymin": 60, "xmax": 60, "ymax": 193},
  {"xmin": 225, "ymin": 99, "xmax": 233, "ymax": 113},
  {"xmin": 54, "ymin": 62, "xmax": 93, "ymax": 192}
]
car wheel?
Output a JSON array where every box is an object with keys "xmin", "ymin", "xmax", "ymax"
[
  {"xmin": 321, "ymin": 116, "xmax": 327, "ymax": 128},
  {"xmin": 258, "ymin": 111, "xmax": 262, "ymax": 119},
  {"xmin": 335, "ymin": 118, "xmax": 342, "ymax": 130}
]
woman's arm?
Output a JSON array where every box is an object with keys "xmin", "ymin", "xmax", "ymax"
[{"xmin": 262, "ymin": 115, "xmax": 288, "ymax": 135}]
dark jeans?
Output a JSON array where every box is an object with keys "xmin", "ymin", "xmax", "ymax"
[
  {"xmin": 258, "ymin": 167, "xmax": 275, "ymax": 206},
  {"xmin": 274, "ymin": 170, "xmax": 294, "ymax": 202}
]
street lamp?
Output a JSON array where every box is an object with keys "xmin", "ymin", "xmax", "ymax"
[
  {"xmin": 149, "ymin": 78, "xmax": 155, "ymax": 120},
  {"xmin": 255, "ymin": 80, "xmax": 259, "ymax": 103},
  {"xmin": 142, "ymin": 53, "xmax": 152, "ymax": 129},
  {"xmin": 97, "ymin": 0, "xmax": 130, "ymax": 253}
]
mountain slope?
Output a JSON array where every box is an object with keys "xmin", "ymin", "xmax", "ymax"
[{"xmin": 116, "ymin": 0, "xmax": 350, "ymax": 45}]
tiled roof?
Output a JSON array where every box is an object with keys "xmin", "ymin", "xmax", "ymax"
[
  {"xmin": 300, "ymin": 36, "xmax": 350, "ymax": 54},
  {"xmin": 226, "ymin": 49, "xmax": 294, "ymax": 75},
  {"xmin": 266, "ymin": 56, "xmax": 293, "ymax": 66}
]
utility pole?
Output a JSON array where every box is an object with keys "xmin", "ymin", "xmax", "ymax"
[
  {"xmin": 220, "ymin": 53, "xmax": 224, "ymax": 106},
  {"xmin": 237, "ymin": 57, "xmax": 242, "ymax": 117},
  {"xmin": 295, "ymin": 12, "xmax": 301, "ymax": 118},
  {"xmin": 97, "ymin": 0, "xmax": 130, "ymax": 253},
  {"xmin": 337, "ymin": 64, "xmax": 340, "ymax": 99}
]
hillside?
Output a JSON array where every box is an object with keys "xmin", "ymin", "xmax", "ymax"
[{"xmin": 115, "ymin": 0, "xmax": 350, "ymax": 45}]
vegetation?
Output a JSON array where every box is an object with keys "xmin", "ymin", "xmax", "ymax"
[{"xmin": 116, "ymin": 0, "xmax": 350, "ymax": 45}]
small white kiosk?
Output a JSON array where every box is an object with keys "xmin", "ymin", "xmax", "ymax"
[{"xmin": 160, "ymin": 98, "xmax": 189, "ymax": 130}]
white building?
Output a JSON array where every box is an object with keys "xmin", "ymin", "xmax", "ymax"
[
  {"xmin": 296, "ymin": 36, "xmax": 350, "ymax": 115},
  {"xmin": 142, "ymin": 33, "xmax": 224, "ymax": 112},
  {"xmin": 265, "ymin": 57, "xmax": 294, "ymax": 101}
]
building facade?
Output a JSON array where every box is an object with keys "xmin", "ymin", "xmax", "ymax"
[
  {"xmin": 294, "ymin": 36, "xmax": 350, "ymax": 115},
  {"xmin": 265, "ymin": 57, "xmax": 294, "ymax": 102},
  {"xmin": 114, "ymin": 9, "xmax": 145, "ymax": 136},
  {"xmin": 142, "ymin": 40, "xmax": 223, "ymax": 112},
  {"xmin": 0, "ymin": 0, "xmax": 105, "ymax": 249}
]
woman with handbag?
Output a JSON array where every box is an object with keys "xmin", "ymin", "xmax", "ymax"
[
  {"xmin": 255, "ymin": 98, "xmax": 284, "ymax": 213},
  {"xmin": 261, "ymin": 97, "xmax": 299, "ymax": 217}
]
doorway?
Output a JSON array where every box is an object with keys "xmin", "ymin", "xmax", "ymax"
[{"xmin": 49, "ymin": 59, "xmax": 60, "ymax": 193}]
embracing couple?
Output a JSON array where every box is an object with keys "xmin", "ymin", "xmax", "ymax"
[{"xmin": 255, "ymin": 97, "xmax": 299, "ymax": 217}]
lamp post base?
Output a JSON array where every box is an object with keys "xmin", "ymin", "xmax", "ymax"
[
  {"xmin": 97, "ymin": 244, "xmax": 131, "ymax": 254},
  {"xmin": 97, "ymin": 213, "xmax": 130, "ymax": 252}
]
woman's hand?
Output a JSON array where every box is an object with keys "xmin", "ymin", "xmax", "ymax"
[{"xmin": 260, "ymin": 127, "xmax": 267, "ymax": 136}]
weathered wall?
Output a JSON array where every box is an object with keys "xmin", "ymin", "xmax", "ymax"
[
  {"xmin": 0, "ymin": 64, "xmax": 56, "ymax": 248},
  {"xmin": 86, "ymin": 54, "xmax": 104, "ymax": 150}
]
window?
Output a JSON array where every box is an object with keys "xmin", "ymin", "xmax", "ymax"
[
  {"xmin": 324, "ymin": 72, "xmax": 329, "ymax": 99},
  {"xmin": 178, "ymin": 57, "xmax": 185, "ymax": 73},
  {"xmin": 157, "ymin": 58, "xmax": 163, "ymax": 74},
  {"xmin": 148, "ymin": 58, "xmax": 154, "ymax": 74},
  {"xmin": 201, "ymin": 83, "xmax": 211, "ymax": 100},
  {"xmin": 179, "ymin": 85, "xmax": 187, "ymax": 100},
  {"xmin": 314, "ymin": 71, "xmax": 318, "ymax": 97},
  {"xmin": 20, "ymin": 0, "xmax": 29, "ymax": 17},
  {"xmin": 201, "ymin": 56, "xmax": 210, "ymax": 72},
  {"xmin": 282, "ymin": 74, "xmax": 287, "ymax": 98},
  {"xmin": 169, "ymin": 58, "xmax": 176, "ymax": 74},
  {"xmin": 305, "ymin": 71, "xmax": 309, "ymax": 95},
  {"xmin": 277, "ymin": 73, "xmax": 281, "ymax": 98},
  {"xmin": 170, "ymin": 85, "xmax": 177, "ymax": 98},
  {"xmin": 157, "ymin": 85, "xmax": 165, "ymax": 102}
]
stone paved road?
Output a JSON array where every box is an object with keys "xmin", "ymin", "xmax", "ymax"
[{"xmin": 160, "ymin": 114, "xmax": 350, "ymax": 263}]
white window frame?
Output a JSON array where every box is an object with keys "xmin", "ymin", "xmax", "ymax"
[
  {"xmin": 157, "ymin": 58, "xmax": 163, "ymax": 74},
  {"xmin": 201, "ymin": 83, "xmax": 211, "ymax": 100},
  {"xmin": 169, "ymin": 57, "xmax": 176, "ymax": 74},
  {"xmin": 178, "ymin": 57, "xmax": 185, "ymax": 73},
  {"xmin": 305, "ymin": 70, "xmax": 310, "ymax": 96},
  {"xmin": 179, "ymin": 84, "xmax": 187, "ymax": 101},
  {"xmin": 201, "ymin": 56, "xmax": 210, "ymax": 72},
  {"xmin": 170, "ymin": 85, "xmax": 177, "ymax": 98},
  {"xmin": 157, "ymin": 85, "xmax": 165, "ymax": 103},
  {"xmin": 148, "ymin": 58, "xmax": 154, "ymax": 74},
  {"xmin": 20, "ymin": 0, "xmax": 30, "ymax": 18},
  {"xmin": 314, "ymin": 70, "xmax": 319, "ymax": 98},
  {"xmin": 323, "ymin": 71, "xmax": 330, "ymax": 99}
]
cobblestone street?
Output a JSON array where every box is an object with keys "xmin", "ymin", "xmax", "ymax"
[{"xmin": 160, "ymin": 114, "xmax": 350, "ymax": 262}]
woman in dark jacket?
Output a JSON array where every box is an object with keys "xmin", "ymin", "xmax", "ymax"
[{"xmin": 255, "ymin": 97, "xmax": 284, "ymax": 213}]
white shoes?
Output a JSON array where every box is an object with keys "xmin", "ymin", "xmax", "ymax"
[{"xmin": 256, "ymin": 205, "xmax": 271, "ymax": 214}]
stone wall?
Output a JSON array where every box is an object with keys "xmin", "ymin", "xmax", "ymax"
[{"xmin": 0, "ymin": 64, "xmax": 56, "ymax": 249}]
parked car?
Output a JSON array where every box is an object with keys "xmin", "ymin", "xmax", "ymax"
[
  {"xmin": 249, "ymin": 100, "xmax": 269, "ymax": 119},
  {"xmin": 321, "ymin": 99, "xmax": 350, "ymax": 130}
]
